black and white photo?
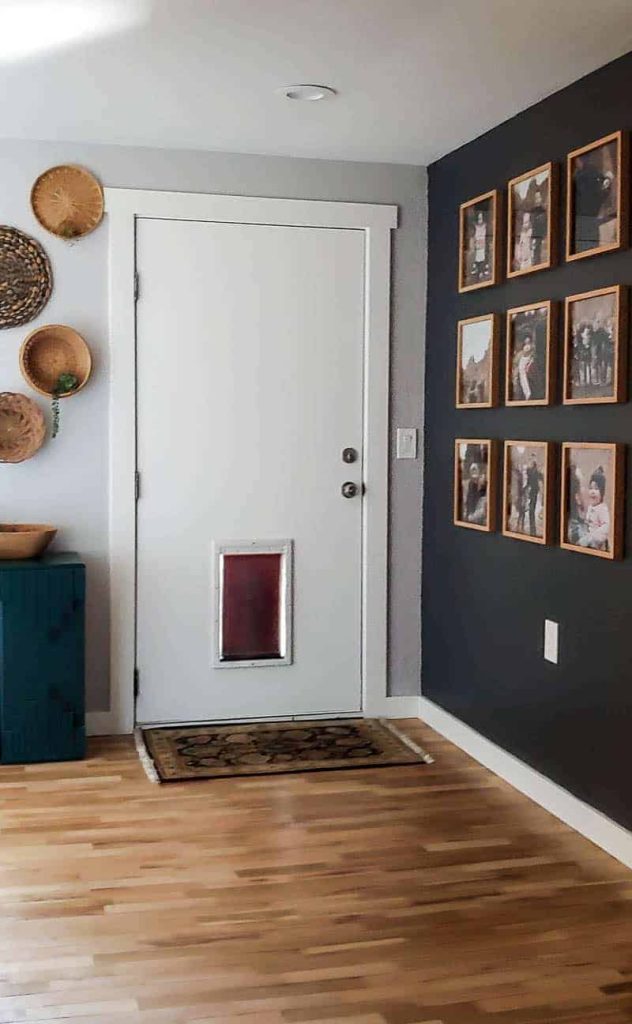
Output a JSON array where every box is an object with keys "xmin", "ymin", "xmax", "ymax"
[
  {"xmin": 458, "ymin": 191, "xmax": 499, "ymax": 292},
  {"xmin": 566, "ymin": 131, "xmax": 628, "ymax": 260},
  {"xmin": 507, "ymin": 163, "xmax": 555, "ymax": 277},
  {"xmin": 506, "ymin": 302, "xmax": 552, "ymax": 406},
  {"xmin": 563, "ymin": 286, "xmax": 626, "ymax": 405}
]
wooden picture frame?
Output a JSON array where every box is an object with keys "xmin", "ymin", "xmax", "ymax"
[
  {"xmin": 566, "ymin": 130, "xmax": 629, "ymax": 262},
  {"xmin": 456, "ymin": 313, "xmax": 499, "ymax": 408},
  {"xmin": 502, "ymin": 441, "xmax": 554, "ymax": 545},
  {"xmin": 454, "ymin": 438, "xmax": 497, "ymax": 532},
  {"xmin": 507, "ymin": 162, "xmax": 557, "ymax": 278},
  {"xmin": 505, "ymin": 300, "xmax": 555, "ymax": 406},
  {"xmin": 458, "ymin": 190, "xmax": 500, "ymax": 293},
  {"xmin": 563, "ymin": 285, "xmax": 627, "ymax": 405},
  {"xmin": 560, "ymin": 442, "xmax": 624, "ymax": 560}
]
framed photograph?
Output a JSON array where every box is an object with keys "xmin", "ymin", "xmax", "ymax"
[
  {"xmin": 458, "ymin": 190, "xmax": 500, "ymax": 292},
  {"xmin": 560, "ymin": 442, "xmax": 624, "ymax": 560},
  {"xmin": 502, "ymin": 441, "xmax": 553, "ymax": 545},
  {"xmin": 454, "ymin": 439, "xmax": 496, "ymax": 532},
  {"xmin": 456, "ymin": 313, "xmax": 499, "ymax": 408},
  {"xmin": 505, "ymin": 301, "xmax": 555, "ymax": 406},
  {"xmin": 507, "ymin": 162, "xmax": 557, "ymax": 278},
  {"xmin": 563, "ymin": 285, "xmax": 627, "ymax": 405},
  {"xmin": 566, "ymin": 130, "xmax": 629, "ymax": 262}
]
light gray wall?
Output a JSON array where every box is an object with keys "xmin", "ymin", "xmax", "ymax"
[{"xmin": 0, "ymin": 139, "xmax": 426, "ymax": 710}]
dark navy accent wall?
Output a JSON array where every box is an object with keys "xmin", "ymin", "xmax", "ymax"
[{"xmin": 423, "ymin": 51, "xmax": 632, "ymax": 830}]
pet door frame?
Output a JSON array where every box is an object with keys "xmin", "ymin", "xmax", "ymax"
[{"xmin": 213, "ymin": 540, "xmax": 293, "ymax": 669}]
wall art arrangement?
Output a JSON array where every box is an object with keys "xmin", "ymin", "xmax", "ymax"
[
  {"xmin": 0, "ymin": 165, "xmax": 102, "ymax": 462},
  {"xmin": 454, "ymin": 439, "xmax": 625, "ymax": 561},
  {"xmin": 454, "ymin": 128, "xmax": 631, "ymax": 560}
]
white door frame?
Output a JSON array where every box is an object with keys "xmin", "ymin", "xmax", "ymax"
[{"xmin": 102, "ymin": 187, "xmax": 402, "ymax": 736}]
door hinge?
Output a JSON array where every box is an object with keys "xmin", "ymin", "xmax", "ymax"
[
  {"xmin": 134, "ymin": 270, "xmax": 140, "ymax": 303},
  {"xmin": 134, "ymin": 667, "xmax": 140, "ymax": 698},
  {"xmin": 135, "ymin": 470, "xmax": 141, "ymax": 502}
]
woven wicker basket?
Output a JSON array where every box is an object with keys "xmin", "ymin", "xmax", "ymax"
[
  {"xmin": 31, "ymin": 165, "xmax": 104, "ymax": 239},
  {"xmin": 0, "ymin": 392, "xmax": 46, "ymax": 463},
  {"xmin": 0, "ymin": 226, "xmax": 52, "ymax": 329},
  {"xmin": 20, "ymin": 324, "xmax": 92, "ymax": 397}
]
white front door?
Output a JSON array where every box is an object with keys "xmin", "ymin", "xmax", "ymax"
[{"xmin": 135, "ymin": 217, "xmax": 366, "ymax": 724}]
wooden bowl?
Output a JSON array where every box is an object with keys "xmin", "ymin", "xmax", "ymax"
[
  {"xmin": 20, "ymin": 324, "xmax": 92, "ymax": 398},
  {"xmin": 0, "ymin": 524, "xmax": 57, "ymax": 560},
  {"xmin": 0, "ymin": 392, "xmax": 46, "ymax": 463},
  {"xmin": 31, "ymin": 165, "xmax": 104, "ymax": 239}
]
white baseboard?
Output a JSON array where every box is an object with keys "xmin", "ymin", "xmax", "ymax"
[
  {"xmin": 366, "ymin": 695, "xmax": 423, "ymax": 718},
  {"xmin": 86, "ymin": 711, "xmax": 118, "ymax": 736},
  {"xmin": 418, "ymin": 696, "xmax": 632, "ymax": 871}
]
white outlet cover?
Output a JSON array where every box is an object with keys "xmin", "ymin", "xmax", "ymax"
[{"xmin": 544, "ymin": 619, "xmax": 558, "ymax": 664}]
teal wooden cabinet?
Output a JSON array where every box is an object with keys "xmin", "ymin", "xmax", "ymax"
[{"xmin": 0, "ymin": 553, "xmax": 85, "ymax": 764}]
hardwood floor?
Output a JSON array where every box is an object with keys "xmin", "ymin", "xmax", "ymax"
[{"xmin": 0, "ymin": 719, "xmax": 631, "ymax": 1023}]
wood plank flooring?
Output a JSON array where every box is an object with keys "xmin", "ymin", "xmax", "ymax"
[{"xmin": 0, "ymin": 719, "xmax": 630, "ymax": 1023}]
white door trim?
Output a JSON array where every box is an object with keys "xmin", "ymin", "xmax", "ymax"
[{"xmin": 105, "ymin": 188, "xmax": 397, "ymax": 735}]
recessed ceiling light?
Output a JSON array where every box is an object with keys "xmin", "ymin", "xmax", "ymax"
[{"xmin": 278, "ymin": 84, "xmax": 337, "ymax": 102}]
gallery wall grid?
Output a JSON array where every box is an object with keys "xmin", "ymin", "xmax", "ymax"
[
  {"xmin": 454, "ymin": 127, "xmax": 631, "ymax": 562},
  {"xmin": 425, "ymin": 51, "xmax": 632, "ymax": 834},
  {"xmin": 454, "ymin": 438, "xmax": 624, "ymax": 560}
]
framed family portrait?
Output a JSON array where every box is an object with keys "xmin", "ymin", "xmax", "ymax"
[
  {"xmin": 458, "ymin": 190, "xmax": 500, "ymax": 293},
  {"xmin": 566, "ymin": 130, "xmax": 629, "ymax": 262},
  {"xmin": 505, "ymin": 300, "xmax": 555, "ymax": 406},
  {"xmin": 454, "ymin": 439, "xmax": 496, "ymax": 532},
  {"xmin": 560, "ymin": 442, "xmax": 624, "ymax": 560},
  {"xmin": 507, "ymin": 162, "xmax": 557, "ymax": 278},
  {"xmin": 456, "ymin": 313, "xmax": 499, "ymax": 408},
  {"xmin": 563, "ymin": 285, "xmax": 627, "ymax": 405},
  {"xmin": 502, "ymin": 441, "xmax": 553, "ymax": 545}
]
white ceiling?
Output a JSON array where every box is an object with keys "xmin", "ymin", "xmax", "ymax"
[{"xmin": 2, "ymin": 0, "xmax": 632, "ymax": 165}]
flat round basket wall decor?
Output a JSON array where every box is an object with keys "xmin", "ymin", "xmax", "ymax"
[
  {"xmin": 0, "ymin": 227, "xmax": 53, "ymax": 329},
  {"xmin": 31, "ymin": 165, "xmax": 104, "ymax": 239},
  {"xmin": 0, "ymin": 392, "xmax": 46, "ymax": 463},
  {"xmin": 19, "ymin": 324, "xmax": 92, "ymax": 398}
]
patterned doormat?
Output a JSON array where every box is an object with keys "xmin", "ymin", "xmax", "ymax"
[{"xmin": 136, "ymin": 719, "xmax": 433, "ymax": 783}]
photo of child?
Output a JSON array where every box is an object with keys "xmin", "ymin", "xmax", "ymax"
[
  {"xmin": 506, "ymin": 303, "xmax": 550, "ymax": 405},
  {"xmin": 508, "ymin": 165, "xmax": 552, "ymax": 276},
  {"xmin": 562, "ymin": 444, "xmax": 622, "ymax": 559},
  {"xmin": 454, "ymin": 440, "xmax": 493, "ymax": 531},
  {"xmin": 565, "ymin": 287, "xmax": 622, "ymax": 404},
  {"xmin": 459, "ymin": 192, "xmax": 497, "ymax": 291}
]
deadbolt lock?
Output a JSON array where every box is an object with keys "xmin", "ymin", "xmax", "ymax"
[{"xmin": 342, "ymin": 447, "xmax": 358, "ymax": 464}]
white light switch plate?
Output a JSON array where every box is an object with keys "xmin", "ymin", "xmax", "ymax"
[
  {"xmin": 396, "ymin": 427, "xmax": 417, "ymax": 459},
  {"xmin": 544, "ymin": 619, "xmax": 558, "ymax": 664}
]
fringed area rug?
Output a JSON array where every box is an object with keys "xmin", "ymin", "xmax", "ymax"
[{"xmin": 136, "ymin": 719, "xmax": 433, "ymax": 783}]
